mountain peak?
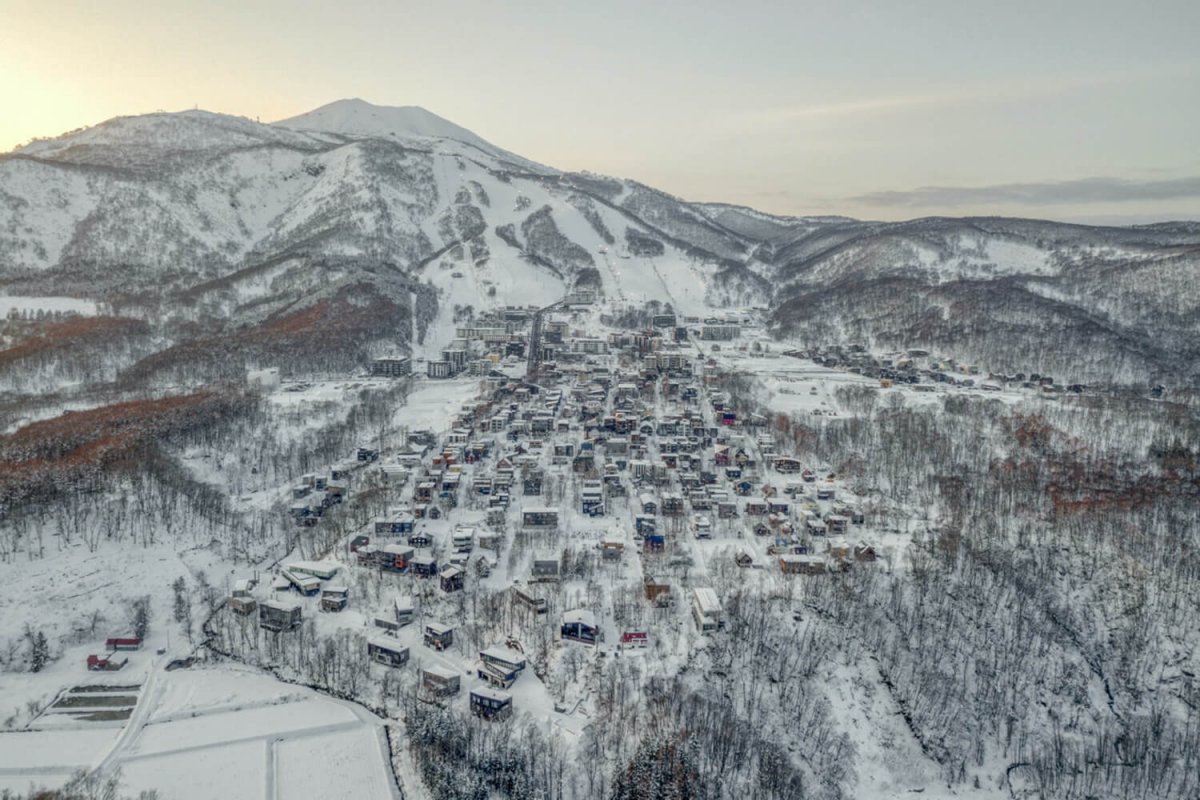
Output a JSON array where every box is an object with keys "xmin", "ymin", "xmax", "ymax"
[{"xmin": 273, "ymin": 99, "xmax": 515, "ymax": 161}]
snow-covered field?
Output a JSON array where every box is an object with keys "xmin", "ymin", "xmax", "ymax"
[{"xmin": 0, "ymin": 664, "xmax": 396, "ymax": 800}]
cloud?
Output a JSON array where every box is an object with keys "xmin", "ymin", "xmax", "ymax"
[
  {"xmin": 850, "ymin": 176, "xmax": 1200, "ymax": 208},
  {"xmin": 742, "ymin": 64, "xmax": 1197, "ymax": 130}
]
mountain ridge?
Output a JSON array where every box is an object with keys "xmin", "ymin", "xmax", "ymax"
[{"xmin": 1, "ymin": 101, "xmax": 1198, "ymax": 389}]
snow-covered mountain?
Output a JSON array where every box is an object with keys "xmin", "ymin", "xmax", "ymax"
[
  {"xmin": 274, "ymin": 98, "xmax": 542, "ymax": 169},
  {"xmin": 1, "ymin": 100, "xmax": 1198, "ymax": 387}
]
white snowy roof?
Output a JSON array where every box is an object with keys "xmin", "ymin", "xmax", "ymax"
[
  {"xmin": 423, "ymin": 665, "xmax": 459, "ymax": 680},
  {"xmin": 692, "ymin": 587, "xmax": 721, "ymax": 615},
  {"xmin": 480, "ymin": 646, "xmax": 525, "ymax": 665},
  {"xmin": 470, "ymin": 686, "xmax": 512, "ymax": 703},
  {"xmin": 562, "ymin": 609, "xmax": 597, "ymax": 628}
]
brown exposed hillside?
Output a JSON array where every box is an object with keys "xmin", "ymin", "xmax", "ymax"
[
  {"xmin": 0, "ymin": 316, "xmax": 148, "ymax": 367},
  {"xmin": 0, "ymin": 390, "xmax": 252, "ymax": 508},
  {"xmin": 122, "ymin": 283, "xmax": 408, "ymax": 384}
]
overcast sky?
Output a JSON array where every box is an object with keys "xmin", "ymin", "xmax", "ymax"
[{"xmin": 2, "ymin": 0, "xmax": 1197, "ymax": 223}]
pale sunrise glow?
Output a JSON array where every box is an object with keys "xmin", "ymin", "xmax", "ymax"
[{"xmin": 2, "ymin": 0, "xmax": 1198, "ymax": 222}]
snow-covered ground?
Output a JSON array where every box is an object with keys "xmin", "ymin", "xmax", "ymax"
[{"xmin": 0, "ymin": 663, "xmax": 396, "ymax": 799}]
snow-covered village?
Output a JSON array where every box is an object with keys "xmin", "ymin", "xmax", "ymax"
[
  {"xmin": 4, "ymin": 280, "xmax": 1198, "ymax": 799},
  {"xmin": 2, "ymin": 5, "xmax": 1200, "ymax": 798}
]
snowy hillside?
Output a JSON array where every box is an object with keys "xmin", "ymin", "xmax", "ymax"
[{"xmin": 1, "ymin": 100, "xmax": 1198, "ymax": 395}]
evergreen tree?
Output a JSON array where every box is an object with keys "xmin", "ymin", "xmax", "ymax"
[{"xmin": 30, "ymin": 631, "xmax": 49, "ymax": 673}]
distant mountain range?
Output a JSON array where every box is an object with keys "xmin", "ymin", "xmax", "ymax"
[{"xmin": 2, "ymin": 98, "xmax": 1198, "ymax": 387}]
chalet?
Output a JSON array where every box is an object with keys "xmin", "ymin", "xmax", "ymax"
[
  {"xmin": 522, "ymin": 471, "xmax": 544, "ymax": 496},
  {"xmin": 407, "ymin": 531, "xmax": 433, "ymax": 548},
  {"xmin": 692, "ymin": 516, "xmax": 712, "ymax": 538},
  {"xmin": 854, "ymin": 542, "xmax": 878, "ymax": 562},
  {"xmin": 393, "ymin": 596, "xmax": 415, "ymax": 627},
  {"xmin": 424, "ymin": 622, "xmax": 454, "ymax": 651},
  {"xmin": 780, "ymin": 554, "xmax": 826, "ymax": 575},
  {"xmin": 639, "ymin": 493, "xmax": 658, "ymax": 515},
  {"xmin": 734, "ymin": 480, "xmax": 755, "ymax": 496},
  {"xmin": 478, "ymin": 646, "xmax": 527, "ymax": 688},
  {"xmin": 367, "ymin": 637, "xmax": 410, "ymax": 668},
  {"xmin": 350, "ymin": 544, "xmax": 374, "ymax": 568},
  {"xmin": 422, "ymin": 665, "xmax": 461, "ymax": 697},
  {"xmin": 288, "ymin": 561, "xmax": 339, "ymax": 581},
  {"xmin": 377, "ymin": 544, "xmax": 415, "ymax": 573},
  {"xmin": 440, "ymin": 565, "xmax": 465, "ymax": 593},
  {"xmin": 320, "ymin": 586, "xmax": 349, "ymax": 612},
  {"xmin": 356, "ymin": 445, "xmax": 380, "ymax": 462},
  {"xmin": 281, "ymin": 569, "xmax": 320, "ymax": 596},
  {"xmin": 561, "ymin": 609, "xmax": 600, "ymax": 645},
  {"xmin": 635, "ymin": 515, "xmax": 657, "ymax": 535},
  {"xmin": 440, "ymin": 472, "xmax": 462, "ymax": 496},
  {"xmin": 643, "ymin": 530, "xmax": 665, "ymax": 551},
  {"xmin": 692, "ymin": 587, "xmax": 722, "ymax": 632},
  {"xmin": 744, "ymin": 500, "xmax": 768, "ymax": 516},
  {"xmin": 87, "ymin": 654, "xmax": 128, "ymax": 671},
  {"xmin": 106, "ymin": 636, "xmax": 142, "ymax": 652},
  {"xmin": 620, "ymin": 630, "xmax": 650, "ymax": 649},
  {"xmin": 713, "ymin": 445, "xmax": 731, "ymax": 467},
  {"xmin": 522, "ymin": 507, "xmax": 559, "ymax": 530},
  {"xmin": 229, "ymin": 595, "xmax": 257, "ymax": 616},
  {"xmin": 259, "ymin": 600, "xmax": 302, "ymax": 632},
  {"xmin": 600, "ymin": 538, "xmax": 624, "ymax": 561},
  {"xmin": 826, "ymin": 515, "xmax": 849, "ymax": 535},
  {"xmin": 415, "ymin": 481, "xmax": 436, "ymax": 503},
  {"xmin": 717, "ymin": 501, "xmax": 738, "ymax": 519},
  {"xmin": 826, "ymin": 538, "xmax": 851, "ymax": 560},
  {"xmin": 774, "ymin": 457, "xmax": 802, "ymax": 474},
  {"xmin": 806, "ymin": 518, "xmax": 828, "ymax": 537},
  {"xmin": 816, "ymin": 487, "xmax": 836, "ymax": 501},
  {"xmin": 452, "ymin": 526, "xmax": 475, "ymax": 552},
  {"xmin": 767, "ymin": 499, "xmax": 791, "ymax": 515},
  {"xmin": 470, "ymin": 687, "xmax": 514, "ymax": 721},
  {"xmin": 374, "ymin": 515, "xmax": 416, "ymax": 535},
  {"xmin": 572, "ymin": 450, "xmax": 595, "ymax": 474},
  {"xmin": 531, "ymin": 555, "xmax": 561, "ymax": 582},
  {"xmin": 374, "ymin": 615, "xmax": 401, "ymax": 635},
  {"xmin": 661, "ymin": 493, "xmax": 685, "ymax": 516},
  {"xmin": 644, "ymin": 577, "xmax": 671, "ymax": 604},
  {"xmin": 513, "ymin": 584, "xmax": 549, "ymax": 614},
  {"xmin": 580, "ymin": 482, "xmax": 605, "ymax": 516},
  {"xmin": 412, "ymin": 554, "xmax": 439, "ymax": 577}
]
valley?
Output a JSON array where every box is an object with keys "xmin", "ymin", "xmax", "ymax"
[{"xmin": 0, "ymin": 100, "xmax": 1197, "ymax": 800}]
